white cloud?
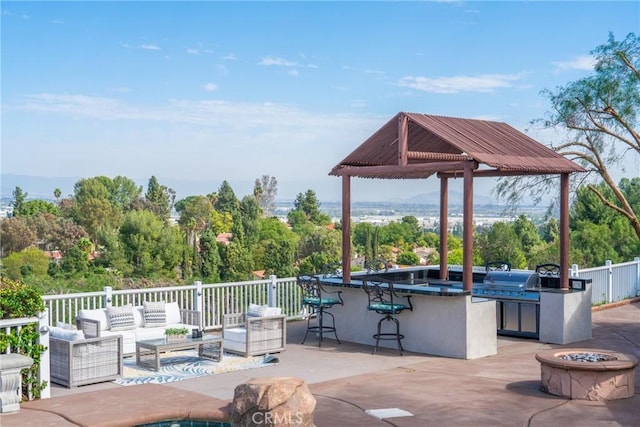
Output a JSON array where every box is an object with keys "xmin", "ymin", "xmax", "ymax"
[
  {"xmin": 49, "ymin": 19, "xmax": 64, "ymax": 25},
  {"xmin": 288, "ymin": 69, "xmax": 299, "ymax": 76},
  {"xmin": 364, "ymin": 69, "xmax": 385, "ymax": 75},
  {"xmin": 259, "ymin": 56, "xmax": 300, "ymax": 67},
  {"xmin": 203, "ymin": 82, "xmax": 218, "ymax": 91},
  {"xmin": 187, "ymin": 48, "xmax": 199, "ymax": 55},
  {"xmin": 141, "ymin": 44, "xmax": 161, "ymax": 51},
  {"xmin": 122, "ymin": 43, "xmax": 162, "ymax": 51},
  {"xmin": 223, "ymin": 53, "xmax": 237, "ymax": 61},
  {"xmin": 552, "ymin": 55, "xmax": 595, "ymax": 71},
  {"xmin": 4, "ymin": 93, "xmax": 385, "ymax": 194},
  {"xmin": 397, "ymin": 73, "xmax": 524, "ymax": 94}
]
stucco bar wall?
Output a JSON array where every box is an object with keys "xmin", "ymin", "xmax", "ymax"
[
  {"xmin": 325, "ymin": 286, "xmax": 497, "ymax": 359},
  {"xmin": 539, "ymin": 286, "xmax": 593, "ymax": 344}
]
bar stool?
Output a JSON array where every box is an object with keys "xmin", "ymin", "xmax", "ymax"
[
  {"xmin": 362, "ymin": 279, "xmax": 413, "ymax": 355},
  {"xmin": 296, "ymin": 274, "xmax": 344, "ymax": 347}
]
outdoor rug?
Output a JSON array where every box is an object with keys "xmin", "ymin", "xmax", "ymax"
[{"xmin": 114, "ymin": 351, "xmax": 279, "ymax": 386}]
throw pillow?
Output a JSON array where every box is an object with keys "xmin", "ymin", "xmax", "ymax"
[
  {"xmin": 247, "ymin": 303, "xmax": 267, "ymax": 317},
  {"xmin": 143, "ymin": 301, "xmax": 167, "ymax": 327},
  {"xmin": 165, "ymin": 302, "xmax": 182, "ymax": 324},
  {"xmin": 106, "ymin": 305, "xmax": 136, "ymax": 331}
]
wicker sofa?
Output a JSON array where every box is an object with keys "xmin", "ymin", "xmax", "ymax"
[
  {"xmin": 49, "ymin": 327, "xmax": 123, "ymax": 388},
  {"xmin": 223, "ymin": 304, "xmax": 286, "ymax": 357},
  {"xmin": 75, "ymin": 302, "xmax": 200, "ymax": 356}
]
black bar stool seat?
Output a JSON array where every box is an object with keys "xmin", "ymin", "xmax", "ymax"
[
  {"xmin": 297, "ymin": 275, "xmax": 343, "ymax": 347},
  {"xmin": 362, "ymin": 279, "xmax": 413, "ymax": 355}
]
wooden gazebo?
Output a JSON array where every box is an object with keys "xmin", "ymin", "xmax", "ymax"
[{"xmin": 330, "ymin": 112, "xmax": 585, "ymax": 290}]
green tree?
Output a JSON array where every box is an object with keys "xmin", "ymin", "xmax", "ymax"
[
  {"xmin": 0, "ymin": 217, "xmax": 36, "ymax": 255},
  {"xmin": 297, "ymin": 227, "xmax": 341, "ymax": 273},
  {"xmin": 16, "ymin": 199, "xmax": 59, "ymax": 217},
  {"xmin": 254, "ymin": 175, "xmax": 278, "ymax": 216},
  {"xmin": 61, "ymin": 245, "xmax": 89, "ymax": 276},
  {"xmin": 111, "ymin": 176, "xmax": 143, "ymax": 211},
  {"xmin": 496, "ymin": 32, "xmax": 640, "ymax": 239},
  {"xmin": 198, "ymin": 229, "xmax": 221, "ymax": 282},
  {"xmin": 512, "ymin": 215, "xmax": 542, "ymax": 255},
  {"xmin": 67, "ymin": 177, "xmax": 121, "ymax": 244},
  {"xmin": 53, "ymin": 188, "xmax": 62, "ymax": 204},
  {"xmin": 253, "ymin": 217, "xmax": 298, "ymax": 275},
  {"xmin": 569, "ymin": 181, "xmax": 640, "ymax": 265},
  {"xmin": 397, "ymin": 251, "xmax": 420, "ymax": 266},
  {"xmin": 11, "ymin": 186, "xmax": 27, "ymax": 215},
  {"xmin": 239, "ymin": 195, "xmax": 261, "ymax": 247},
  {"xmin": 218, "ymin": 241, "xmax": 253, "ymax": 282},
  {"xmin": 119, "ymin": 210, "xmax": 183, "ymax": 278},
  {"xmin": 288, "ymin": 190, "xmax": 331, "ymax": 228},
  {"xmin": 145, "ymin": 176, "xmax": 173, "ymax": 222},
  {"xmin": 477, "ymin": 222, "xmax": 527, "ymax": 269},
  {"xmin": 1, "ymin": 247, "xmax": 50, "ymax": 280}
]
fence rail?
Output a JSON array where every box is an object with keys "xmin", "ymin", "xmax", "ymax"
[{"xmin": 4, "ymin": 257, "xmax": 637, "ymax": 400}]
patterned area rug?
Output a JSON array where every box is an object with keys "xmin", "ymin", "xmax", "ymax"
[{"xmin": 114, "ymin": 351, "xmax": 279, "ymax": 386}]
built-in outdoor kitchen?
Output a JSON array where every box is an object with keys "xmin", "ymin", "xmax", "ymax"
[
  {"xmin": 324, "ymin": 112, "xmax": 594, "ymax": 359},
  {"xmin": 317, "ymin": 265, "xmax": 593, "ymax": 359}
]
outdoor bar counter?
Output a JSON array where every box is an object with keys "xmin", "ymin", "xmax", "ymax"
[{"xmin": 318, "ymin": 267, "xmax": 498, "ymax": 360}]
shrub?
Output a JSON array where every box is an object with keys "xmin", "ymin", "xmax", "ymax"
[{"xmin": 0, "ymin": 277, "xmax": 47, "ymax": 399}]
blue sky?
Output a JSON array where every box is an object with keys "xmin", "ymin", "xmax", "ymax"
[{"xmin": 2, "ymin": 1, "xmax": 639, "ymax": 202}]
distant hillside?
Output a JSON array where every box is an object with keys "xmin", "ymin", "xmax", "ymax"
[{"xmin": 1, "ymin": 174, "xmax": 79, "ymax": 200}]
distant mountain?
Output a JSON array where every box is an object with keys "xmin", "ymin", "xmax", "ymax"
[
  {"xmin": 1, "ymin": 173, "xmax": 501, "ymax": 206},
  {"xmin": 1, "ymin": 174, "xmax": 79, "ymax": 200}
]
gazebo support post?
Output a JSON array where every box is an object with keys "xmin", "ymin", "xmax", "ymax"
[
  {"xmin": 342, "ymin": 175, "xmax": 351, "ymax": 283},
  {"xmin": 463, "ymin": 161, "xmax": 474, "ymax": 291},
  {"xmin": 439, "ymin": 177, "xmax": 449, "ymax": 280},
  {"xmin": 560, "ymin": 173, "xmax": 570, "ymax": 290}
]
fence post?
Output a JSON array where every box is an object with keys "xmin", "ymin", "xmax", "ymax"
[
  {"xmin": 38, "ymin": 310, "xmax": 51, "ymax": 399},
  {"xmin": 605, "ymin": 260, "xmax": 613, "ymax": 303},
  {"xmin": 635, "ymin": 257, "xmax": 640, "ymax": 297},
  {"xmin": 104, "ymin": 286, "xmax": 113, "ymax": 307},
  {"xmin": 268, "ymin": 275, "xmax": 277, "ymax": 308},
  {"xmin": 194, "ymin": 281, "xmax": 203, "ymax": 329},
  {"xmin": 571, "ymin": 264, "xmax": 579, "ymax": 277}
]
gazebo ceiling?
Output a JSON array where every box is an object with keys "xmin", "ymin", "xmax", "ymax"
[{"xmin": 329, "ymin": 112, "xmax": 586, "ymax": 179}]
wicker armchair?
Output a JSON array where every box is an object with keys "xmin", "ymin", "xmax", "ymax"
[
  {"xmin": 223, "ymin": 312, "xmax": 286, "ymax": 357},
  {"xmin": 50, "ymin": 335, "xmax": 123, "ymax": 388}
]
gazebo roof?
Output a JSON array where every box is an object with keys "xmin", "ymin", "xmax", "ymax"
[{"xmin": 329, "ymin": 112, "xmax": 585, "ymax": 179}]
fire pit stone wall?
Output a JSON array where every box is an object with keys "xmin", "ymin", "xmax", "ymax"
[{"xmin": 535, "ymin": 348, "xmax": 638, "ymax": 401}]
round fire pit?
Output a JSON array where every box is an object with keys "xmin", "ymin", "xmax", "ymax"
[{"xmin": 535, "ymin": 348, "xmax": 638, "ymax": 401}]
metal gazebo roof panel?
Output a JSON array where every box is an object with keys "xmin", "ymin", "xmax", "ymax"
[{"xmin": 330, "ymin": 112, "xmax": 585, "ymax": 178}]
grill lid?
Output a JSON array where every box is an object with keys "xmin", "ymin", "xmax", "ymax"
[{"xmin": 482, "ymin": 271, "xmax": 540, "ymax": 290}]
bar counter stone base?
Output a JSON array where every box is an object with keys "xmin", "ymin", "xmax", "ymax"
[{"xmin": 331, "ymin": 288, "xmax": 497, "ymax": 359}]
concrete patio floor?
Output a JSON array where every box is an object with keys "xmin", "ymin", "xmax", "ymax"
[{"xmin": 2, "ymin": 300, "xmax": 639, "ymax": 426}]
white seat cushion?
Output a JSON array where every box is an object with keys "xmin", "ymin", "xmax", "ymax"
[{"xmin": 77, "ymin": 308, "xmax": 110, "ymax": 331}]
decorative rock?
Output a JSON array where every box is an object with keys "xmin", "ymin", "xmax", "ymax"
[
  {"xmin": 230, "ymin": 377, "xmax": 316, "ymax": 427},
  {"xmin": 0, "ymin": 353, "xmax": 34, "ymax": 413}
]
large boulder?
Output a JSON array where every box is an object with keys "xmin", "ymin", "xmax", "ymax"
[{"xmin": 230, "ymin": 377, "xmax": 316, "ymax": 427}]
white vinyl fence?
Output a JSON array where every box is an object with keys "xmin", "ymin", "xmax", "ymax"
[{"xmin": 570, "ymin": 257, "xmax": 640, "ymax": 305}]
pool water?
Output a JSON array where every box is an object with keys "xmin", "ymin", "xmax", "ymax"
[{"xmin": 136, "ymin": 420, "xmax": 231, "ymax": 427}]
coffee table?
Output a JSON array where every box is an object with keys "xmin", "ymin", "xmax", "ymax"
[{"xmin": 135, "ymin": 335, "xmax": 223, "ymax": 371}]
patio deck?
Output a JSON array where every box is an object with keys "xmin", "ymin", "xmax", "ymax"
[{"xmin": 2, "ymin": 301, "xmax": 639, "ymax": 426}]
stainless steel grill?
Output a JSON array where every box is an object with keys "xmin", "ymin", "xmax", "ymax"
[
  {"xmin": 472, "ymin": 271, "xmax": 541, "ymax": 302},
  {"xmin": 472, "ymin": 270, "xmax": 541, "ymax": 339}
]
